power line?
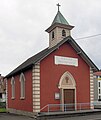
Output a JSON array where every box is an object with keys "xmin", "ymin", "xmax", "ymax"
[{"xmin": 75, "ymin": 33, "xmax": 101, "ymax": 40}]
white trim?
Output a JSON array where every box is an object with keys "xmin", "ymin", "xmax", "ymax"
[
  {"xmin": 19, "ymin": 73, "xmax": 25, "ymax": 82},
  {"xmin": 19, "ymin": 73, "xmax": 25, "ymax": 99},
  {"xmin": 33, "ymin": 99, "xmax": 40, "ymax": 102},
  {"xmin": 33, "ymin": 80, "xmax": 40, "ymax": 84},
  {"xmin": 55, "ymin": 56, "xmax": 78, "ymax": 67},
  {"xmin": 6, "ymin": 78, "xmax": 8, "ymax": 109},
  {"xmin": 59, "ymin": 71, "xmax": 76, "ymax": 89},
  {"xmin": 33, "ymin": 76, "xmax": 40, "ymax": 79},
  {"xmin": 32, "ymin": 63, "xmax": 40, "ymax": 112},
  {"xmin": 11, "ymin": 77, "xmax": 15, "ymax": 99},
  {"xmin": 33, "ymin": 91, "xmax": 40, "ymax": 94},
  {"xmin": 58, "ymin": 71, "xmax": 76, "ymax": 110},
  {"xmin": 90, "ymin": 68, "xmax": 94, "ymax": 109},
  {"xmin": 61, "ymin": 88, "xmax": 77, "ymax": 110},
  {"xmin": 33, "ymin": 102, "xmax": 40, "ymax": 106},
  {"xmin": 11, "ymin": 77, "xmax": 15, "ymax": 85}
]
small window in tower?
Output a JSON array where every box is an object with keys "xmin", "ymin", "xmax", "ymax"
[
  {"xmin": 62, "ymin": 30, "xmax": 66, "ymax": 37},
  {"xmin": 52, "ymin": 31, "xmax": 54, "ymax": 39}
]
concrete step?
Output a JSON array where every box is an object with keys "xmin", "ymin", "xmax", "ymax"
[{"xmin": 36, "ymin": 109, "xmax": 101, "ymax": 120}]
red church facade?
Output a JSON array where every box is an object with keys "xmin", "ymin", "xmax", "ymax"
[
  {"xmin": 40, "ymin": 43, "xmax": 91, "ymax": 110},
  {"xmin": 6, "ymin": 7, "xmax": 98, "ymax": 115}
]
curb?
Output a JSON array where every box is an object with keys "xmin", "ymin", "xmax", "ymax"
[{"xmin": 36, "ymin": 109, "xmax": 101, "ymax": 120}]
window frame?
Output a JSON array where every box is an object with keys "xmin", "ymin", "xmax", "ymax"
[
  {"xmin": 19, "ymin": 73, "xmax": 25, "ymax": 99},
  {"xmin": 11, "ymin": 77, "xmax": 15, "ymax": 99}
]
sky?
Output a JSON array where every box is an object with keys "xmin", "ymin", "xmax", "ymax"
[{"xmin": 0, "ymin": 0, "xmax": 101, "ymax": 76}]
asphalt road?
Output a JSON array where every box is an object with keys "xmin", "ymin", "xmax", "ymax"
[
  {"xmin": 48, "ymin": 113, "xmax": 101, "ymax": 120},
  {"xmin": 1, "ymin": 113, "xmax": 101, "ymax": 120},
  {"xmin": 0, "ymin": 113, "xmax": 34, "ymax": 120}
]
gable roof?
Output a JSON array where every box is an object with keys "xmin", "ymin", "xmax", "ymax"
[{"xmin": 6, "ymin": 36, "xmax": 99, "ymax": 78}]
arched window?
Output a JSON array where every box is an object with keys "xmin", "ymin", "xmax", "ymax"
[
  {"xmin": 62, "ymin": 30, "xmax": 66, "ymax": 37},
  {"xmin": 11, "ymin": 77, "xmax": 15, "ymax": 99},
  {"xmin": 20, "ymin": 73, "xmax": 25, "ymax": 99},
  {"xmin": 52, "ymin": 31, "xmax": 54, "ymax": 39}
]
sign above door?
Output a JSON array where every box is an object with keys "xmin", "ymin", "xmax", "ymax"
[{"xmin": 54, "ymin": 56, "xmax": 78, "ymax": 67}]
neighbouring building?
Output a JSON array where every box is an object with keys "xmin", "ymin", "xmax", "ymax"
[
  {"xmin": 5, "ymin": 5, "xmax": 99, "ymax": 116},
  {"xmin": 0, "ymin": 74, "xmax": 6, "ymax": 102},
  {"xmin": 94, "ymin": 71, "xmax": 101, "ymax": 102}
]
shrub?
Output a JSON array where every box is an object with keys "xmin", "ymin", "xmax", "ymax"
[{"xmin": 0, "ymin": 102, "xmax": 6, "ymax": 108}]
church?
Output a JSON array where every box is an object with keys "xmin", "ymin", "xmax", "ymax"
[{"xmin": 6, "ymin": 4, "xmax": 99, "ymax": 116}]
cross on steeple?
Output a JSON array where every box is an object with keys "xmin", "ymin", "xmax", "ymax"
[{"xmin": 57, "ymin": 3, "xmax": 61, "ymax": 11}]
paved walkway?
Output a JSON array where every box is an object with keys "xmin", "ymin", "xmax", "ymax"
[
  {"xmin": 37, "ymin": 109, "xmax": 101, "ymax": 119},
  {"xmin": 0, "ymin": 113, "xmax": 34, "ymax": 120},
  {"xmin": 1, "ymin": 109, "xmax": 101, "ymax": 120}
]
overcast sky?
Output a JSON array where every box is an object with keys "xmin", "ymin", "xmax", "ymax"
[{"xmin": 0, "ymin": 0, "xmax": 101, "ymax": 76}]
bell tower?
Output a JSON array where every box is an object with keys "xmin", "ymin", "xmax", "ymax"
[{"xmin": 46, "ymin": 4, "xmax": 74, "ymax": 48}]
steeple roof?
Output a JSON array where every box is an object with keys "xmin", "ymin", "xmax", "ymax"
[{"xmin": 52, "ymin": 11, "xmax": 69, "ymax": 25}]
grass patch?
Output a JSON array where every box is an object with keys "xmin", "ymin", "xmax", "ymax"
[{"xmin": 0, "ymin": 108, "xmax": 6, "ymax": 112}]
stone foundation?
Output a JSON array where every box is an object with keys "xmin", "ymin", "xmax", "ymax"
[{"xmin": 7, "ymin": 108, "xmax": 37, "ymax": 117}]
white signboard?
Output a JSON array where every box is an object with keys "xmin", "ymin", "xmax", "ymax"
[
  {"xmin": 55, "ymin": 93, "xmax": 60, "ymax": 100},
  {"xmin": 55, "ymin": 56, "xmax": 78, "ymax": 67}
]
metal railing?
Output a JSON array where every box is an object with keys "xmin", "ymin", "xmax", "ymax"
[{"xmin": 40, "ymin": 103, "xmax": 94, "ymax": 113}]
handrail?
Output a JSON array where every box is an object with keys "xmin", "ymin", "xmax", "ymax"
[
  {"xmin": 40, "ymin": 104, "xmax": 48, "ymax": 112},
  {"xmin": 40, "ymin": 102, "xmax": 94, "ymax": 113}
]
